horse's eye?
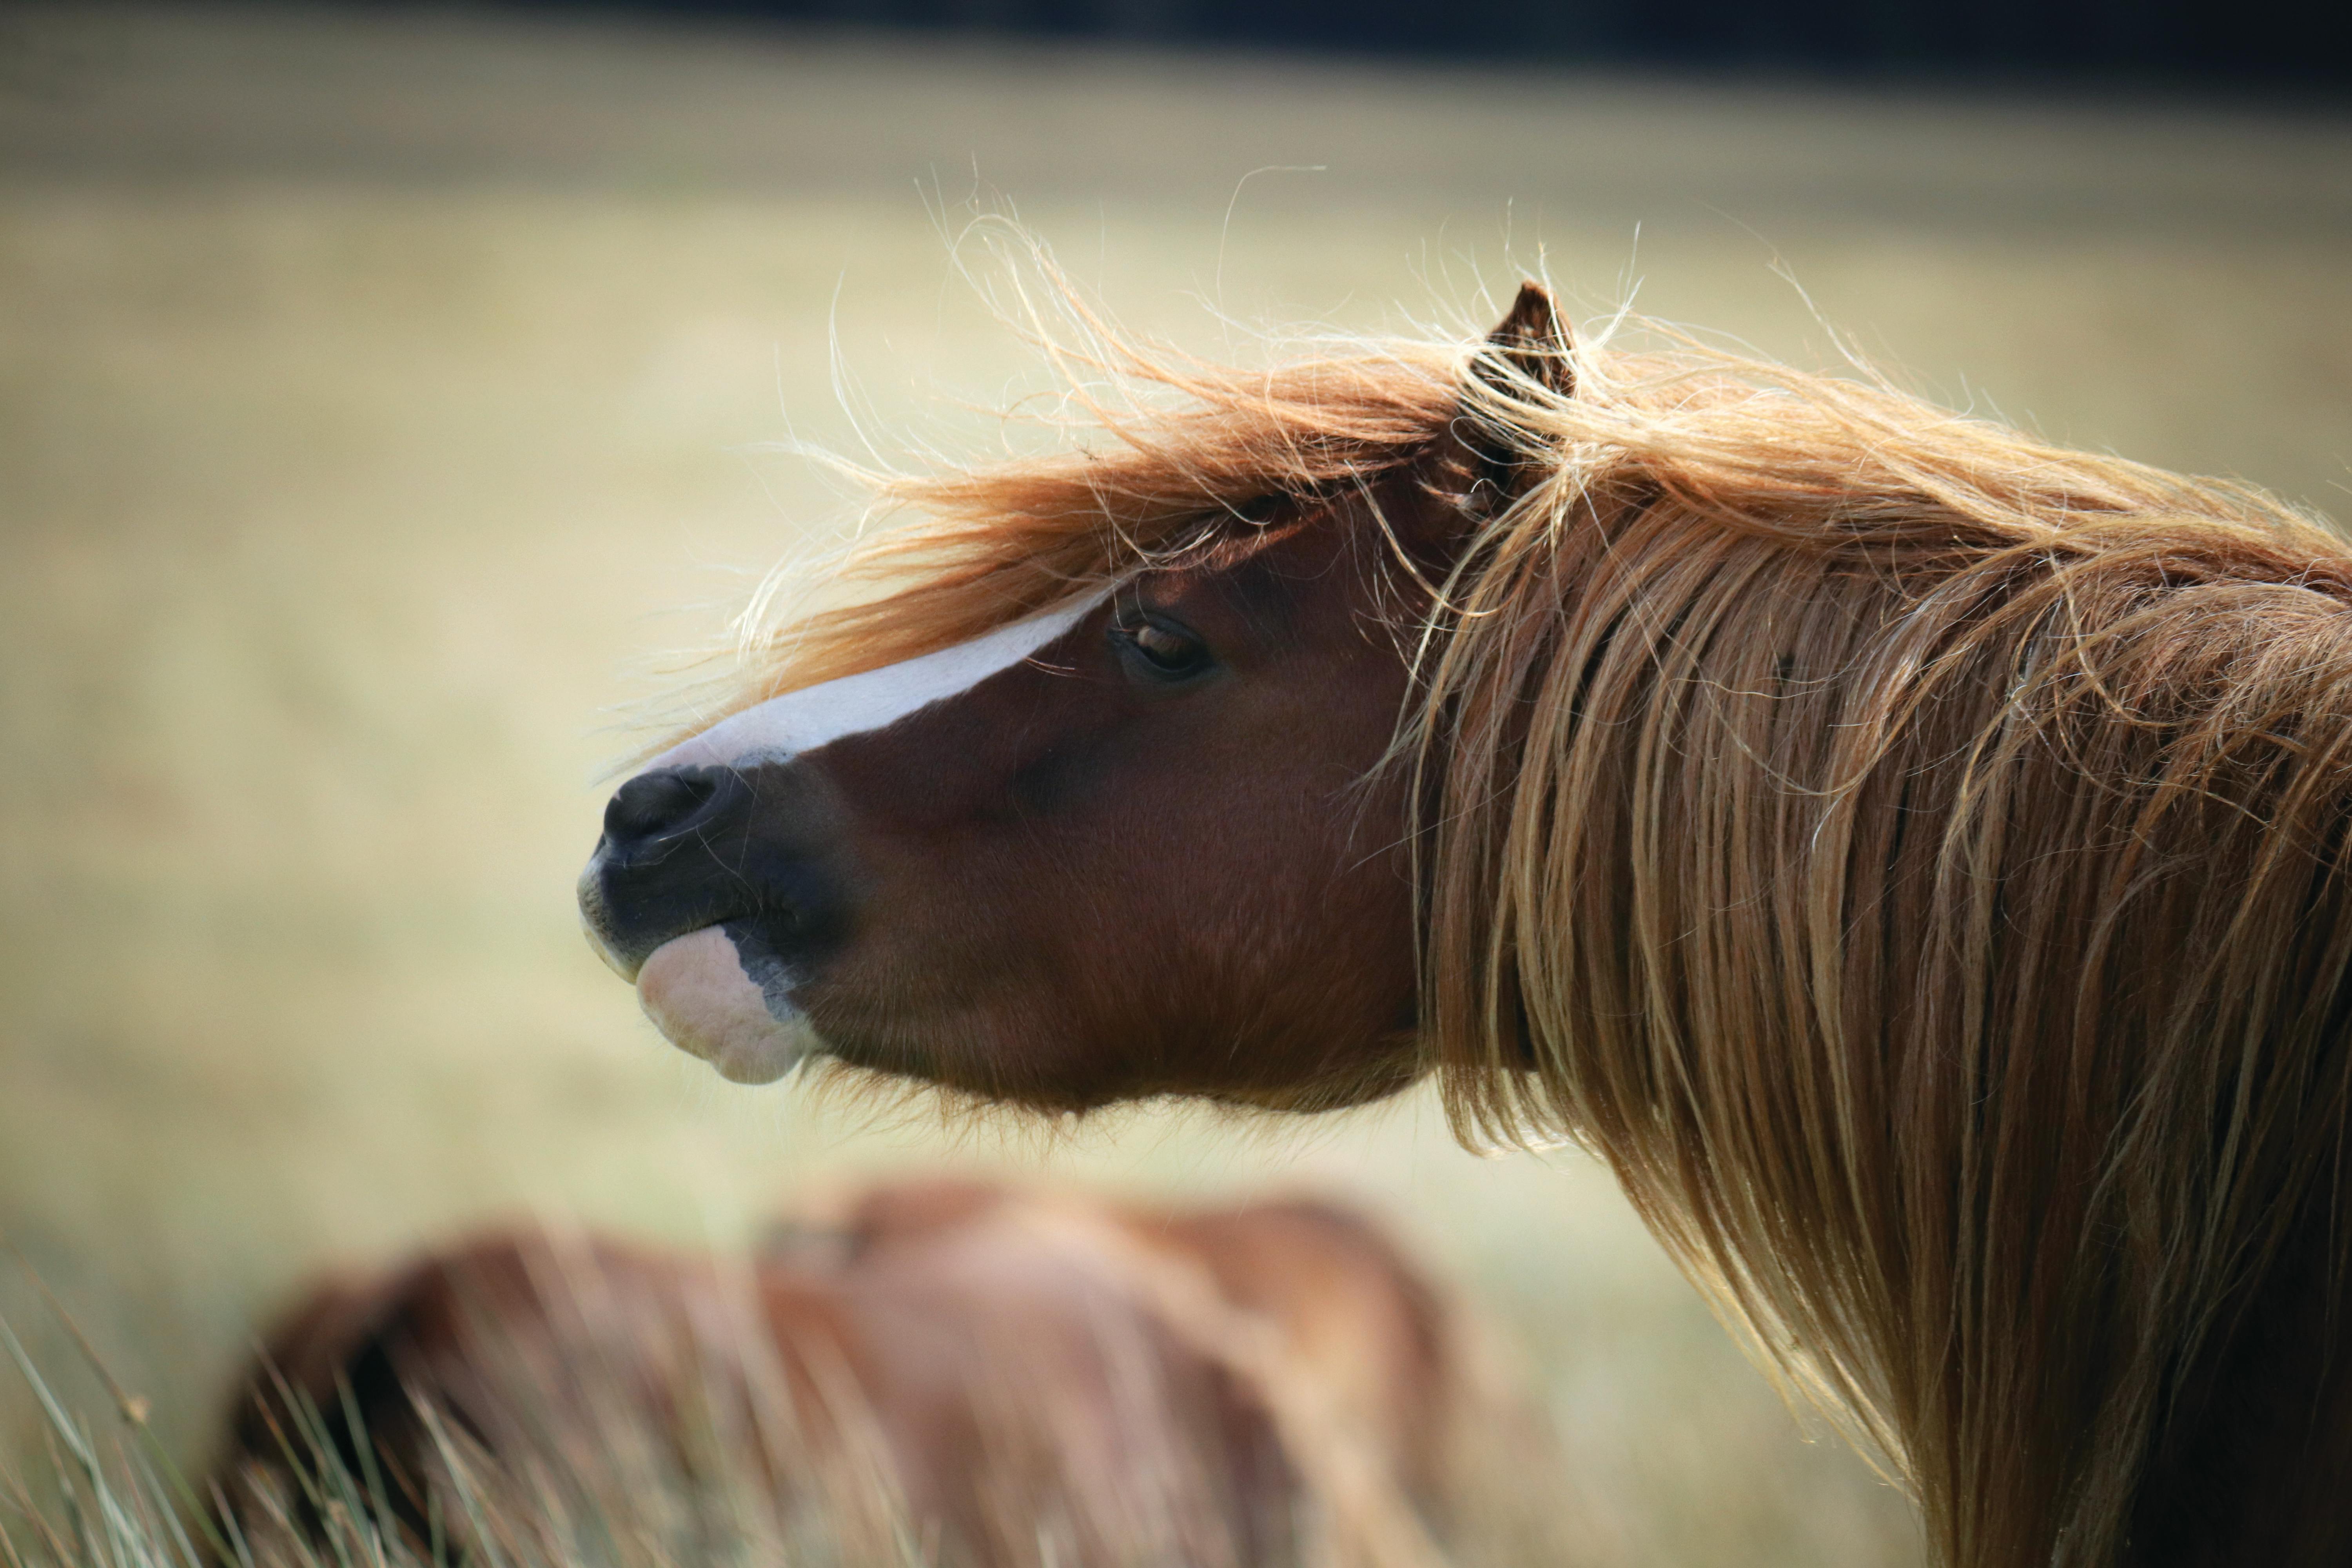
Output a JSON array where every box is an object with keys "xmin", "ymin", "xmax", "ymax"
[{"xmin": 1112, "ymin": 617, "xmax": 1213, "ymax": 682}]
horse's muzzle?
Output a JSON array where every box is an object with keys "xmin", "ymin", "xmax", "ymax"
[{"xmin": 576, "ymin": 760, "xmax": 852, "ymax": 982}]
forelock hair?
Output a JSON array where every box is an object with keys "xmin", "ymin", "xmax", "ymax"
[{"xmin": 695, "ymin": 307, "xmax": 1464, "ymax": 731}]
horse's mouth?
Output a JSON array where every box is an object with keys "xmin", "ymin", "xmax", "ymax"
[{"xmin": 576, "ymin": 814, "xmax": 847, "ymax": 1087}]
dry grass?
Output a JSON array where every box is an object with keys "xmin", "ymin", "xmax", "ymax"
[
  {"xmin": 3, "ymin": 5, "xmax": 2348, "ymax": 1564},
  {"xmin": 0, "ymin": 1248, "xmax": 1584, "ymax": 1568},
  {"xmin": 2, "ymin": 1292, "xmax": 933, "ymax": 1568}
]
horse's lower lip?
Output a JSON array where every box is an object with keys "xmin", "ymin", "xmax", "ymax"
[{"xmin": 635, "ymin": 926, "xmax": 815, "ymax": 1085}]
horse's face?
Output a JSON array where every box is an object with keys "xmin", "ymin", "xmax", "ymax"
[{"xmin": 578, "ymin": 486, "xmax": 1445, "ymax": 1110}]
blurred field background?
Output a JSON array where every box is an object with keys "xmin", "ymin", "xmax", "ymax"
[{"xmin": 3, "ymin": 5, "xmax": 2349, "ymax": 1563}]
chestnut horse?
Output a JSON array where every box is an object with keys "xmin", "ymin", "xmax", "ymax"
[
  {"xmin": 214, "ymin": 1183, "xmax": 1471, "ymax": 1568},
  {"xmin": 579, "ymin": 281, "xmax": 2352, "ymax": 1568}
]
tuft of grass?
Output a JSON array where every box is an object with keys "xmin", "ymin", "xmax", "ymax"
[
  {"xmin": 2, "ymin": 1296, "xmax": 935, "ymax": 1568},
  {"xmin": 0, "ymin": 1312, "xmax": 231, "ymax": 1568}
]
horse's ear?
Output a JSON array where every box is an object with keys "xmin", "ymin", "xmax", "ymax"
[
  {"xmin": 1459, "ymin": 282, "xmax": 1574, "ymax": 513},
  {"xmin": 1480, "ymin": 282, "xmax": 1574, "ymax": 402}
]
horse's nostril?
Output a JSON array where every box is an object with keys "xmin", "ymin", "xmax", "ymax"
[{"xmin": 604, "ymin": 769, "xmax": 717, "ymax": 844}]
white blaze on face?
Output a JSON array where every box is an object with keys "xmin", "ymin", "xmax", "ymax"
[
  {"xmin": 652, "ymin": 591, "xmax": 1110, "ymax": 771},
  {"xmin": 624, "ymin": 587, "xmax": 1113, "ymax": 1082}
]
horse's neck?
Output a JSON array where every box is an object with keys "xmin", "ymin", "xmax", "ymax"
[{"xmin": 2128, "ymin": 1221, "xmax": 2352, "ymax": 1567}]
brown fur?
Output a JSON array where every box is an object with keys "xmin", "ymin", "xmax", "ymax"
[
  {"xmin": 214, "ymin": 1185, "xmax": 1479, "ymax": 1568},
  {"xmin": 832, "ymin": 1180, "xmax": 1465, "ymax": 1523},
  {"xmin": 613, "ymin": 264, "xmax": 2352, "ymax": 1568}
]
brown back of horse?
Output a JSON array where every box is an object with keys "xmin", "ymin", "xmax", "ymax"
[{"xmin": 213, "ymin": 1184, "xmax": 1485, "ymax": 1568}]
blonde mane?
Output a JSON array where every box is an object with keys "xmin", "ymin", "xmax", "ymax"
[{"xmin": 719, "ymin": 290, "xmax": 2352, "ymax": 1568}]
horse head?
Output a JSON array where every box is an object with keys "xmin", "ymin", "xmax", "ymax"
[{"xmin": 580, "ymin": 289, "xmax": 1565, "ymax": 1111}]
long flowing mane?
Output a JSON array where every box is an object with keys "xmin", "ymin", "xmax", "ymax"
[
  {"xmin": 1426, "ymin": 335, "xmax": 2352, "ymax": 1568},
  {"xmin": 710, "ymin": 279, "xmax": 2352, "ymax": 1568}
]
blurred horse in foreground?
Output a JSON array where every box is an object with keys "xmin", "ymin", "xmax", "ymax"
[
  {"xmin": 213, "ymin": 1181, "xmax": 1509, "ymax": 1568},
  {"xmin": 581, "ymin": 272, "xmax": 2352, "ymax": 1567}
]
